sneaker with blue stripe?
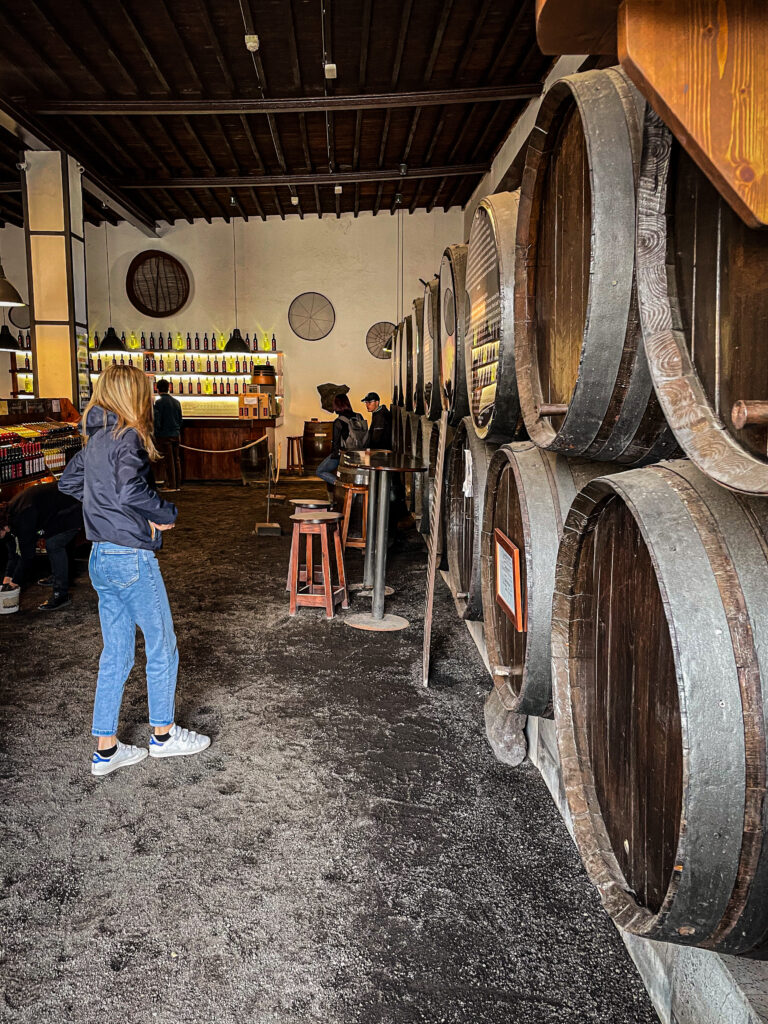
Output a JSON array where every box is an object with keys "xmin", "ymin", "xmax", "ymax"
[
  {"xmin": 149, "ymin": 724, "xmax": 211, "ymax": 758},
  {"xmin": 91, "ymin": 741, "xmax": 148, "ymax": 777}
]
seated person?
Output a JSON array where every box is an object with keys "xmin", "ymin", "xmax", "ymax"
[
  {"xmin": 316, "ymin": 394, "xmax": 368, "ymax": 497},
  {"xmin": 363, "ymin": 391, "xmax": 392, "ymax": 450},
  {"xmin": 0, "ymin": 483, "xmax": 84, "ymax": 611}
]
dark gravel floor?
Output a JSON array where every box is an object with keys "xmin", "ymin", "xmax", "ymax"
[{"xmin": 0, "ymin": 480, "xmax": 659, "ymax": 1024}]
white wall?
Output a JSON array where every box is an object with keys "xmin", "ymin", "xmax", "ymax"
[
  {"xmin": 0, "ymin": 225, "xmax": 30, "ymax": 399},
  {"xmin": 85, "ymin": 209, "xmax": 462, "ymax": 460}
]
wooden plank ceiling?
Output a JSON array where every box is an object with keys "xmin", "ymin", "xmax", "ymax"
[{"xmin": 0, "ymin": 0, "xmax": 550, "ymax": 227}]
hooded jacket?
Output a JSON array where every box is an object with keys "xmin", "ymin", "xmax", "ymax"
[{"xmin": 59, "ymin": 406, "xmax": 177, "ymax": 551}]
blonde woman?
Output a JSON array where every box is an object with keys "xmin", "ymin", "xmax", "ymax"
[{"xmin": 60, "ymin": 364, "xmax": 210, "ymax": 777}]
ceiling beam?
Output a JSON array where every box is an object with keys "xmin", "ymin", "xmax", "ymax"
[
  {"xmin": 33, "ymin": 84, "xmax": 543, "ymax": 116},
  {"xmin": 118, "ymin": 164, "xmax": 489, "ymax": 189}
]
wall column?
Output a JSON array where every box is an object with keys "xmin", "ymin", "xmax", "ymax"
[{"xmin": 21, "ymin": 151, "xmax": 89, "ymax": 407}]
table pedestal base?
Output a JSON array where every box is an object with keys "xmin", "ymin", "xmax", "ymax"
[{"xmin": 345, "ymin": 612, "xmax": 410, "ymax": 632}]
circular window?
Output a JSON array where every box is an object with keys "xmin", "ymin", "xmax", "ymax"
[
  {"xmin": 443, "ymin": 288, "xmax": 455, "ymax": 335},
  {"xmin": 288, "ymin": 292, "xmax": 335, "ymax": 341},
  {"xmin": 126, "ymin": 250, "xmax": 190, "ymax": 318}
]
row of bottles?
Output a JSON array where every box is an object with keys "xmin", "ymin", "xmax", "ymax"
[
  {"xmin": 13, "ymin": 332, "xmax": 32, "ymax": 351},
  {"xmin": 89, "ymin": 352, "xmax": 277, "ymax": 375},
  {"xmin": 42, "ymin": 440, "xmax": 82, "ymax": 473},
  {"xmin": 0, "ymin": 440, "xmax": 45, "ymax": 482},
  {"xmin": 154, "ymin": 377, "xmax": 245, "ymax": 396},
  {"xmin": 93, "ymin": 330, "xmax": 279, "ymax": 353}
]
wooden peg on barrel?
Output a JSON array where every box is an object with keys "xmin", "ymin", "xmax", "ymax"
[
  {"xmin": 731, "ymin": 401, "xmax": 768, "ymax": 430},
  {"xmin": 536, "ymin": 403, "xmax": 569, "ymax": 418}
]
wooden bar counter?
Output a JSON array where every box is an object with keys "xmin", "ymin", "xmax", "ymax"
[{"xmin": 181, "ymin": 417, "xmax": 275, "ymax": 482}]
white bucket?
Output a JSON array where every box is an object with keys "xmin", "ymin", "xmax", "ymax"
[{"xmin": 0, "ymin": 586, "xmax": 20, "ymax": 614}]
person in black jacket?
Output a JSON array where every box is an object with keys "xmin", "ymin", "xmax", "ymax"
[
  {"xmin": 316, "ymin": 393, "xmax": 367, "ymax": 496},
  {"xmin": 363, "ymin": 392, "xmax": 392, "ymax": 450},
  {"xmin": 0, "ymin": 483, "xmax": 83, "ymax": 611},
  {"xmin": 154, "ymin": 378, "xmax": 183, "ymax": 491},
  {"xmin": 60, "ymin": 363, "xmax": 210, "ymax": 777}
]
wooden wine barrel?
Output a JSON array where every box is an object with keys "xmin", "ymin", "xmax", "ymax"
[
  {"xmin": 422, "ymin": 276, "xmax": 442, "ymax": 420},
  {"xmin": 391, "ymin": 321, "xmax": 401, "ymax": 405},
  {"xmin": 552, "ymin": 459, "xmax": 768, "ymax": 958},
  {"xmin": 439, "ymin": 244, "xmax": 470, "ymax": 426},
  {"xmin": 465, "ymin": 190, "xmax": 527, "ymax": 443},
  {"xmin": 302, "ymin": 419, "xmax": 333, "ymax": 472},
  {"xmin": 414, "ymin": 415, "xmax": 430, "ymax": 532},
  {"xmin": 446, "ymin": 417, "xmax": 499, "ymax": 620},
  {"xmin": 481, "ymin": 443, "xmax": 608, "ymax": 717},
  {"xmin": 637, "ymin": 109, "xmax": 768, "ymax": 495},
  {"xmin": 411, "ymin": 296, "xmax": 425, "ymax": 416},
  {"xmin": 515, "ymin": 67, "xmax": 677, "ymax": 465},
  {"xmin": 403, "ymin": 411, "xmax": 416, "ymax": 510},
  {"xmin": 334, "ymin": 454, "xmax": 370, "ymax": 534},
  {"xmin": 402, "ymin": 315, "xmax": 414, "ymax": 413}
]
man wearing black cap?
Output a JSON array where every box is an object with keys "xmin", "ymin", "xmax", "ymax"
[{"xmin": 363, "ymin": 392, "xmax": 392, "ymax": 450}]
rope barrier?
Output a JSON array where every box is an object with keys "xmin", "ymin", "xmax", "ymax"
[{"xmin": 177, "ymin": 436, "xmax": 268, "ymax": 454}]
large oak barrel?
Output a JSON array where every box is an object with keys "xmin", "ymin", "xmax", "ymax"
[
  {"xmin": 391, "ymin": 405, "xmax": 404, "ymax": 454},
  {"xmin": 637, "ymin": 109, "xmax": 768, "ymax": 495},
  {"xmin": 552, "ymin": 459, "xmax": 768, "ymax": 958},
  {"xmin": 481, "ymin": 443, "xmax": 607, "ymax": 717},
  {"xmin": 391, "ymin": 321, "xmax": 401, "ymax": 406},
  {"xmin": 439, "ymin": 244, "xmax": 470, "ymax": 426},
  {"xmin": 411, "ymin": 296, "xmax": 425, "ymax": 416},
  {"xmin": 515, "ymin": 67, "xmax": 676, "ymax": 465},
  {"xmin": 446, "ymin": 417, "xmax": 499, "ymax": 619},
  {"xmin": 414, "ymin": 415, "xmax": 430, "ymax": 532},
  {"xmin": 465, "ymin": 191, "xmax": 527, "ymax": 443},
  {"xmin": 422, "ymin": 276, "xmax": 442, "ymax": 420},
  {"xmin": 402, "ymin": 315, "xmax": 414, "ymax": 413},
  {"xmin": 302, "ymin": 419, "xmax": 333, "ymax": 472},
  {"xmin": 403, "ymin": 411, "xmax": 419, "ymax": 511}
]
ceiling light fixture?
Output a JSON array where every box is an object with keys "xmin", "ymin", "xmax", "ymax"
[
  {"xmin": 244, "ymin": 34, "xmax": 259, "ymax": 51},
  {"xmin": 0, "ymin": 235, "xmax": 23, "ymax": 308},
  {"xmin": 226, "ymin": 218, "xmax": 249, "ymax": 353},
  {"xmin": 291, "ymin": 195, "xmax": 299, "ymax": 206},
  {"xmin": 97, "ymin": 223, "xmax": 125, "ymax": 352},
  {"xmin": 324, "ymin": 62, "xmax": 337, "ymax": 79},
  {"xmin": 334, "ymin": 185, "xmax": 342, "ymax": 195},
  {"xmin": 0, "ymin": 322, "xmax": 20, "ymax": 353}
]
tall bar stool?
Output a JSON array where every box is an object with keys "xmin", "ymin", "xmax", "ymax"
[
  {"xmin": 286, "ymin": 437, "xmax": 304, "ymax": 475},
  {"xmin": 340, "ymin": 483, "xmax": 368, "ymax": 550},
  {"xmin": 288, "ymin": 511, "xmax": 348, "ymax": 618},
  {"xmin": 286, "ymin": 498, "xmax": 333, "ymax": 590}
]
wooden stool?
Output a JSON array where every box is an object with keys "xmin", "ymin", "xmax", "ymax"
[
  {"xmin": 288, "ymin": 511, "xmax": 348, "ymax": 618},
  {"xmin": 287, "ymin": 436, "xmax": 304, "ymax": 475},
  {"xmin": 286, "ymin": 498, "xmax": 333, "ymax": 590},
  {"xmin": 341, "ymin": 483, "xmax": 368, "ymax": 550}
]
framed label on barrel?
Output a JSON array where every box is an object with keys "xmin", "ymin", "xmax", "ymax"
[{"xmin": 494, "ymin": 529, "xmax": 524, "ymax": 631}]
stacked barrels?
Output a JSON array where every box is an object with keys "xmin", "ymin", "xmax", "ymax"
[{"xmin": 407, "ymin": 63, "xmax": 768, "ymax": 958}]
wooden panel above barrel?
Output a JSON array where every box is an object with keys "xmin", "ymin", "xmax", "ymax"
[{"xmin": 637, "ymin": 108, "xmax": 768, "ymax": 494}]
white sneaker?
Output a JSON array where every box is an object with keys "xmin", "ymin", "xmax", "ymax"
[
  {"xmin": 148, "ymin": 724, "xmax": 211, "ymax": 759},
  {"xmin": 91, "ymin": 740, "xmax": 148, "ymax": 777}
]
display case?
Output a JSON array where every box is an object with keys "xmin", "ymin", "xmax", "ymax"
[{"xmin": 0, "ymin": 398, "xmax": 82, "ymax": 500}]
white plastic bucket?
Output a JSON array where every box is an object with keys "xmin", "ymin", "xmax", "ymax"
[{"xmin": 0, "ymin": 586, "xmax": 20, "ymax": 614}]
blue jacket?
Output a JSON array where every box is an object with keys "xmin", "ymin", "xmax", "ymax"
[
  {"xmin": 154, "ymin": 393, "xmax": 183, "ymax": 438},
  {"xmin": 59, "ymin": 406, "xmax": 177, "ymax": 551}
]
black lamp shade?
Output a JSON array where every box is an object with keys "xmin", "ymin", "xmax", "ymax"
[
  {"xmin": 0, "ymin": 323, "xmax": 20, "ymax": 352},
  {"xmin": 97, "ymin": 326, "xmax": 126, "ymax": 352},
  {"xmin": 225, "ymin": 327, "xmax": 249, "ymax": 353}
]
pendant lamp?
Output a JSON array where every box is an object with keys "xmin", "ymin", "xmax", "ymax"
[
  {"xmin": 97, "ymin": 222, "xmax": 125, "ymax": 353},
  {"xmin": 0, "ymin": 322, "xmax": 20, "ymax": 352},
  {"xmin": 225, "ymin": 216, "xmax": 249, "ymax": 352},
  {"xmin": 0, "ymin": 262, "xmax": 24, "ymax": 308}
]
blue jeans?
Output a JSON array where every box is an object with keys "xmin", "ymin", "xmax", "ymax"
[
  {"xmin": 316, "ymin": 455, "xmax": 339, "ymax": 486},
  {"xmin": 89, "ymin": 542, "xmax": 178, "ymax": 737}
]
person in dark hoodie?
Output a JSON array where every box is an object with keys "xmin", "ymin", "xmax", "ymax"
[
  {"xmin": 316, "ymin": 393, "xmax": 368, "ymax": 499},
  {"xmin": 60, "ymin": 363, "xmax": 210, "ymax": 778}
]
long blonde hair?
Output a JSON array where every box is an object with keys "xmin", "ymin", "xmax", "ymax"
[{"xmin": 83, "ymin": 363, "xmax": 159, "ymax": 459}]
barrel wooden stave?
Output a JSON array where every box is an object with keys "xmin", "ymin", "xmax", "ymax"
[
  {"xmin": 446, "ymin": 417, "xmax": 498, "ymax": 620},
  {"xmin": 481, "ymin": 442, "xmax": 606, "ymax": 717},
  {"xmin": 427, "ymin": 419, "xmax": 454, "ymax": 567},
  {"xmin": 552, "ymin": 459, "xmax": 768, "ymax": 957},
  {"xmin": 515, "ymin": 67, "xmax": 676, "ymax": 465},
  {"xmin": 422, "ymin": 276, "xmax": 442, "ymax": 420},
  {"xmin": 637, "ymin": 107, "xmax": 768, "ymax": 495},
  {"xmin": 415, "ymin": 415, "xmax": 431, "ymax": 533},
  {"xmin": 302, "ymin": 420, "xmax": 334, "ymax": 472},
  {"xmin": 440, "ymin": 244, "xmax": 470, "ymax": 426},
  {"xmin": 412, "ymin": 296, "xmax": 425, "ymax": 416},
  {"xmin": 465, "ymin": 191, "xmax": 527, "ymax": 444},
  {"xmin": 403, "ymin": 315, "xmax": 414, "ymax": 413},
  {"xmin": 403, "ymin": 412, "xmax": 419, "ymax": 511}
]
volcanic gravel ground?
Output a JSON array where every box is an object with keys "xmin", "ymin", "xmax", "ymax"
[{"xmin": 0, "ymin": 481, "xmax": 659, "ymax": 1024}]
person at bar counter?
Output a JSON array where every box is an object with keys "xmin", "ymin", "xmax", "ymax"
[
  {"xmin": 363, "ymin": 392, "xmax": 392, "ymax": 450},
  {"xmin": 0, "ymin": 483, "xmax": 83, "ymax": 612},
  {"xmin": 59, "ymin": 363, "xmax": 210, "ymax": 778},
  {"xmin": 154, "ymin": 378, "xmax": 183, "ymax": 492},
  {"xmin": 316, "ymin": 393, "xmax": 368, "ymax": 498}
]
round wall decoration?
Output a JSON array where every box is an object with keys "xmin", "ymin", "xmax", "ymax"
[
  {"xmin": 288, "ymin": 292, "xmax": 335, "ymax": 341},
  {"xmin": 366, "ymin": 321, "xmax": 394, "ymax": 359},
  {"xmin": 126, "ymin": 250, "xmax": 190, "ymax": 318},
  {"xmin": 9, "ymin": 305, "xmax": 30, "ymax": 330}
]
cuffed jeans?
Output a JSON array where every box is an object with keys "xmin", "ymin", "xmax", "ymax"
[
  {"xmin": 316, "ymin": 454, "xmax": 339, "ymax": 486},
  {"xmin": 89, "ymin": 541, "xmax": 178, "ymax": 737}
]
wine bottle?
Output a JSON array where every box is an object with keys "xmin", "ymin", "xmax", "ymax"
[
  {"xmin": 235, "ymin": 356, "xmax": 240, "ymax": 374},
  {"xmin": 234, "ymin": 379, "xmax": 239, "ymax": 395},
  {"xmin": 213, "ymin": 355, "xmax": 219, "ymax": 373},
  {"xmin": 212, "ymin": 378, "xmax": 218, "ymax": 395},
  {"xmin": 196, "ymin": 378, "xmax": 201, "ymax": 395},
  {"xmin": 186, "ymin": 332, "xmax": 192, "ymax": 350},
  {"xmin": 25, "ymin": 332, "xmax": 31, "ymax": 350},
  {"xmin": 271, "ymin": 333, "xmax": 277, "ymax": 352},
  {"xmin": 17, "ymin": 331, "xmax": 24, "ymax": 349},
  {"xmin": 203, "ymin": 332, "xmax": 209, "ymax": 351},
  {"xmin": 226, "ymin": 378, "xmax": 231, "ymax": 395},
  {"xmin": 158, "ymin": 331, "xmax": 165, "ymax": 351},
  {"xmin": 182, "ymin": 356, "xmax": 187, "ymax": 373},
  {"xmin": 141, "ymin": 331, "xmax": 147, "ymax": 350},
  {"xmin": 151, "ymin": 355, "xmax": 157, "ymax": 371},
  {"xmin": 169, "ymin": 380, "xmax": 174, "ymax": 393},
  {"xmin": 97, "ymin": 355, "xmax": 102, "ymax": 372},
  {"xmin": 206, "ymin": 356, "xmax": 211, "ymax": 373},
  {"xmin": 244, "ymin": 332, "xmax": 251, "ymax": 351},
  {"xmin": 174, "ymin": 355, "xmax": 180, "ymax": 372},
  {"xmin": 120, "ymin": 353, "xmax": 125, "ymax": 365},
  {"xmin": 149, "ymin": 332, "xmax": 156, "ymax": 351},
  {"xmin": 194, "ymin": 332, "xmax": 200, "ymax": 351},
  {"xmin": 159, "ymin": 355, "xmax": 165, "ymax": 372}
]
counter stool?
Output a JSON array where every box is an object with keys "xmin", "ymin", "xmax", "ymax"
[
  {"xmin": 288, "ymin": 511, "xmax": 348, "ymax": 618},
  {"xmin": 287, "ymin": 437, "xmax": 304, "ymax": 475},
  {"xmin": 286, "ymin": 498, "xmax": 333, "ymax": 590},
  {"xmin": 340, "ymin": 483, "xmax": 368, "ymax": 551}
]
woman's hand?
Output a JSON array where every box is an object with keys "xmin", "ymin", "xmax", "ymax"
[{"xmin": 149, "ymin": 521, "xmax": 175, "ymax": 532}]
